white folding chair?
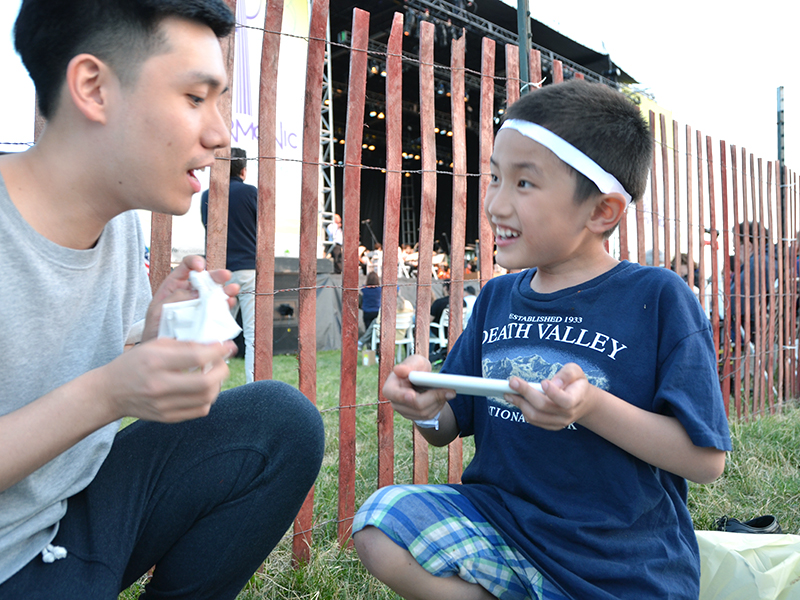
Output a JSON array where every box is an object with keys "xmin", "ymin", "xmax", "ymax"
[
  {"xmin": 430, "ymin": 307, "xmax": 467, "ymax": 351},
  {"xmin": 371, "ymin": 311, "xmax": 415, "ymax": 363},
  {"xmin": 430, "ymin": 308, "xmax": 450, "ymax": 351}
]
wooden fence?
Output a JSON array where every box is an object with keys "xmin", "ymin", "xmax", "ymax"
[{"xmin": 133, "ymin": 2, "xmax": 797, "ymax": 563}]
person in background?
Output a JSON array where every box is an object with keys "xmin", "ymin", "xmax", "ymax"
[
  {"xmin": 327, "ymin": 213, "xmax": 343, "ymax": 274},
  {"xmin": 430, "ymin": 281, "xmax": 452, "ymax": 325},
  {"xmin": 360, "ymin": 271, "xmax": 382, "ymax": 332},
  {"xmin": 201, "ymin": 147, "xmax": 257, "ymax": 383},
  {"xmin": 357, "ymin": 292, "xmax": 414, "ymax": 352},
  {"xmin": 0, "ymin": 1, "xmax": 324, "ymax": 597}
]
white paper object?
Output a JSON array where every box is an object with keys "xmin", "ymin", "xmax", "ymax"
[{"xmin": 158, "ymin": 271, "xmax": 242, "ymax": 343}]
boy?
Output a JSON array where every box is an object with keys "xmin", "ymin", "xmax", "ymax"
[
  {"xmin": 0, "ymin": 1, "xmax": 323, "ymax": 598},
  {"xmin": 353, "ymin": 80, "xmax": 731, "ymax": 600}
]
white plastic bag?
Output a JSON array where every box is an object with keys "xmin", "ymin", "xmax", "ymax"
[
  {"xmin": 697, "ymin": 530, "xmax": 800, "ymax": 600},
  {"xmin": 158, "ymin": 271, "xmax": 242, "ymax": 343}
]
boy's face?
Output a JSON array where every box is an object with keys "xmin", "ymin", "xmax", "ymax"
[
  {"xmin": 486, "ymin": 129, "xmax": 598, "ymax": 272},
  {"xmin": 105, "ymin": 17, "xmax": 230, "ymax": 216}
]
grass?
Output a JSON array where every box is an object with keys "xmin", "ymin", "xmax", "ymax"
[{"xmin": 121, "ymin": 351, "xmax": 800, "ymax": 599}]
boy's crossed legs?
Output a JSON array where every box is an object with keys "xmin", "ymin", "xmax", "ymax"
[{"xmin": 353, "ymin": 485, "xmax": 566, "ymax": 600}]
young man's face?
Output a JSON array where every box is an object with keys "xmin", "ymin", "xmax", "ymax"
[
  {"xmin": 485, "ymin": 128, "xmax": 598, "ymax": 272},
  {"xmin": 107, "ymin": 17, "xmax": 230, "ymax": 215}
]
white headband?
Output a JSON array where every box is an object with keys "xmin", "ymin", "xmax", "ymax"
[{"xmin": 499, "ymin": 119, "xmax": 632, "ymax": 203}]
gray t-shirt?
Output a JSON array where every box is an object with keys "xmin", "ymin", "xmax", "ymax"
[{"xmin": 0, "ymin": 173, "xmax": 152, "ymax": 583}]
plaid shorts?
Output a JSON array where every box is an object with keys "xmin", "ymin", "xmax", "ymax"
[{"xmin": 353, "ymin": 484, "xmax": 570, "ymax": 600}]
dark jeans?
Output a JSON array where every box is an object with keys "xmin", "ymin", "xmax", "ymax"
[
  {"xmin": 362, "ymin": 311, "xmax": 378, "ymax": 332},
  {"xmin": 1, "ymin": 380, "xmax": 324, "ymax": 600}
]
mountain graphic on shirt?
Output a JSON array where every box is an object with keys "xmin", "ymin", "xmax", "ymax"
[{"xmin": 482, "ymin": 355, "xmax": 610, "ymax": 397}]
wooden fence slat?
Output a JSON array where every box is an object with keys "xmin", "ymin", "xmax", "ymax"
[
  {"xmin": 786, "ymin": 171, "xmax": 800, "ymax": 398},
  {"xmin": 791, "ymin": 169, "xmax": 796, "ymax": 398},
  {"xmin": 205, "ymin": 0, "xmax": 237, "ymax": 271},
  {"xmin": 686, "ymin": 126, "xmax": 695, "ymax": 293},
  {"xmin": 376, "ymin": 12, "xmax": 405, "ymax": 489},
  {"xmin": 412, "ymin": 19, "xmax": 437, "ymax": 485},
  {"xmin": 720, "ymin": 140, "xmax": 732, "ymax": 413},
  {"xmin": 478, "ymin": 38, "xmax": 496, "ymax": 289},
  {"xmin": 447, "ymin": 32, "xmax": 467, "ymax": 485},
  {"xmin": 775, "ymin": 162, "xmax": 785, "ymax": 410},
  {"xmin": 254, "ymin": 0, "xmax": 284, "ymax": 381},
  {"xmin": 753, "ymin": 156, "xmax": 763, "ymax": 414},
  {"xmin": 552, "ymin": 59, "xmax": 563, "ymax": 83},
  {"xmin": 730, "ymin": 145, "xmax": 742, "ymax": 417},
  {"xmin": 337, "ymin": 7, "xmax": 370, "ymax": 546},
  {"xmin": 673, "ymin": 120, "xmax": 681, "ymax": 278},
  {"xmin": 696, "ymin": 131, "xmax": 706, "ymax": 312},
  {"xmin": 707, "ymin": 137, "xmax": 719, "ymax": 357},
  {"xmin": 742, "ymin": 149, "xmax": 752, "ymax": 413},
  {"xmin": 149, "ymin": 213, "xmax": 173, "ymax": 292},
  {"xmin": 529, "ymin": 48, "xmax": 542, "ymax": 85},
  {"xmin": 660, "ymin": 114, "xmax": 671, "ymax": 272},
  {"xmin": 618, "ymin": 201, "xmax": 629, "ymax": 261},
  {"xmin": 292, "ymin": 0, "xmax": 326, "ymax": 564},
  {"xmin": 505, "ymin": 43, "xmax": 520, "ymax": 106},
  {"xmin": 636, "ymin": 198, "xmax": 646, "ymax": 265},
  {"xmin": 765, "ymin": 162, "xmax": 776, "ymax": 413},
  {"xmin": 648, "ymin": 112, "xmax": 659, "ymax": 266}
]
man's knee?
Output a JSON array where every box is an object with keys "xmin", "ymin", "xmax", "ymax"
[{"xmin": 219, "ymin": 381, "xmax": 324, "ymax": 470}]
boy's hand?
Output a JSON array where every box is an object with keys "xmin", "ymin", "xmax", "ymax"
[
  {"xmin": 383, "ymin": 354, "xmax": 455, "ymax": 422},
  {"xmin": 506, "ymin": 363, "xmax": 596, "ymax": 430},
  {"xmin": 97, "ymin": 337, "xmax": 237, "ymax": 423},
  {"xmin": 141, "ymin": 255, "xmax": 240, "ymax": 343}
]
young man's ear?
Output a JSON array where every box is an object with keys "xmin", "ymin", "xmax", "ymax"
[
  {"xmin": 587, "ymin": 193, "xmax": 627, "ymax": 235},
  {"xmin": 64, "ymin": 53, "xmax": 116, "ymax": 125}
]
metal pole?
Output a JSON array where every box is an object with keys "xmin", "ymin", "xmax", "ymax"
[{"xmin": 517, "ymin": 0, "xmax": 531, "ymax": 92}]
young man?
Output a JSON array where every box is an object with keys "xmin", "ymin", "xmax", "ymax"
[
  {"xmin": 201, "ymin": 147, "xmax": 259, "ymax": 383},
  {"xmin": 353, "ymin": 81, "xmax": 731, "ymax": 600},
  {"xmin": 0, "ymin": 1, "xmax": 324, "ymax": 598}
]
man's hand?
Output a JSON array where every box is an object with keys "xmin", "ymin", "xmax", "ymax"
[
  {"xmin": 383, "ymin": 354, "xmax": 454, "ymax": 422},
  {"xmin": 141, "ymin": 255, "xmax": 240, "ymax": 343},
  {"xmin": 96, "ymin": 337, "xmax": 237, "ymax": 423},
  {"xmin": 506, "ymin": 362, "xmax": 597, "ymax": 430}
]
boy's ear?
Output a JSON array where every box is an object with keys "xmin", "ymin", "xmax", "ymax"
[
  {"xmin": 64, "ymin": 53, "xmax": 116, "ymax": 125},
  {"xmin": 587, "ymin": 193, "xmax": 627, "ymax": 235}
]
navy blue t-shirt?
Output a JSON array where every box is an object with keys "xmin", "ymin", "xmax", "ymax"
[
  {"xmin": 442, "ymin": 261, "xmax": 731, "ymax": 600},
  {"xmin": 360, "ymin": 286, "xmax": 382, "ymax": 313},
  {"xmin": 201, "ymin": 176, "xmax": 258, "ymax": 271}
]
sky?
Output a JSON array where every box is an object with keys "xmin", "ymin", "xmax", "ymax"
[
  {"xmin": 1, "ymin": 1, "xmax": 796, "ymax": 170},
  {"xmin": 511, "ymin": 0, "xmax": 797, "ymax": 166}
]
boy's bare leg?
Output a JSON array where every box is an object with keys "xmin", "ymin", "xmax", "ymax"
[{"xmin": 354, "ymin": 526, "xmax": 496, "ymax": 600}]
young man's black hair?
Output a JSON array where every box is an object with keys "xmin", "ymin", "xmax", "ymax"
[
  {"xmin": 502, "ymin": 80, "xmax": 653, "ymax": 204},
  {"xmin": 14, "ymin": 0, "xmax": 235, "ymax": 120}
]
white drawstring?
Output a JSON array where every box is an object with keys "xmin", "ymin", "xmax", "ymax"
[{"xmin": 41, "ymin": 544, "xmax": 67, "ymax": 563}]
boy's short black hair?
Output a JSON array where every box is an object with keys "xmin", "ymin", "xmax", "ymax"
[
  {"xmin": 14, "ymin": 0, "xmax": 235, "ymax": 120},
  {"xmin": 230, "ymin": 147, "xmax": 247, "ymax": 179},
  {"xmin": 502, "ymin": 80, "xmax": 652, "ymax": 205}
]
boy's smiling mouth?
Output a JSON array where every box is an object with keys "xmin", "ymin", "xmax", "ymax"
[{"xmin": 495, "ymin": 225, "xmax": 520, "ymax": 240}]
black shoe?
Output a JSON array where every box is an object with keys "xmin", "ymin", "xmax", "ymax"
[{"xmin": 715, "ymin": 515, "xmax": 782, "ymax": 534}]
